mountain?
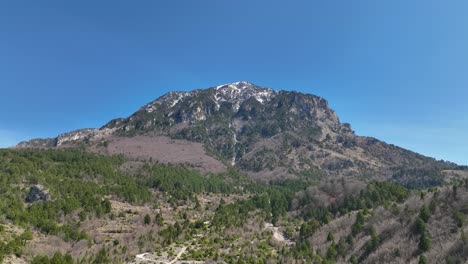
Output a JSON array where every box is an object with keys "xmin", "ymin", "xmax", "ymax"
[
  {"xmin": 17, "ymin": 81, "xmax": 458, "ymax": 186},
  {"xmin": 5, "ymin": 82, "xmax": 468, "ymax": 264}
]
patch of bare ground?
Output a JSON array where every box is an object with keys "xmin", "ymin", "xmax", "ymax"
[
  {"xmin": 1, "ymin": 224, "xmax": 24, "ymax": 242},
  {"xmin": 131, "ymin": 245, "xmax": 205, "ymax": 264},
  {"xmin": 264, "ymin": 223, "xmax": 294, "ymax": 246},
  {"xmin": 2, "ymin": 255, "xmax": 28, "ymax": 264},
  {"xmin": 91, "ymin": 135, "xmax": 226, "ymax": 174}
]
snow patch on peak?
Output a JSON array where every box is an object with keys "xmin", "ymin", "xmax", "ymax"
[
  {"xmin": 145, "ymin": 91, "xmax": 190, "ymax": 112},
  {"xmin": 215, "ymin": 81, "xmax": 254, "ymax": 90},
  {"xmin": 143, "ymin": 82, "xmax": 277, "ymax": 113},
  {"xmin": 169, "ymin": 93, "xmax": 188, "ymax": 107},
  {"xmin": 212, "ymin": 81, "xmax": 276, "ymax": 109}
]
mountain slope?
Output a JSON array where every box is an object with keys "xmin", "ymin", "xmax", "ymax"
[{"xmin": 16, "ymin": 81, "xmax": 458, "ymax": 184}]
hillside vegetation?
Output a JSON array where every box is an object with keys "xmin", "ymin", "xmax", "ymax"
[{"xmin": 0, "ymin": 148, "xmax": 466, "ymax": 263}]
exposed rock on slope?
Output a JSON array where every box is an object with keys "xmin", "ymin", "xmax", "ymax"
[{"xmin": 25, "ymin": 185, "xmax": 49, "ymax": 203}]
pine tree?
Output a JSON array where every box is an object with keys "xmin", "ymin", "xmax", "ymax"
[
  {"xmin": 155, "ymin": 212, "xmax": 164, "ymax": 226},
  {"xmin": 420, "ymin": 206, "xmax": 430, "ymax": 223},
  {"xmin": 144, "ymin": 214, "xmax": 151, "ymax": 225},
  {"xmin": 419, "ymin": 231, "xmax": 431, "ymax": 252}
]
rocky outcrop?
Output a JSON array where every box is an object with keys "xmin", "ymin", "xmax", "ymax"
[
  {"xmin": 25, "ymin": 185, "xmax": 49, "ymax": 203},
  {"xmin": 16, "ymin": 138, "xmax": 56, "ymax": 148}
]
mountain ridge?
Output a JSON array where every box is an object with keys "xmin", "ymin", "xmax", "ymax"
[{"xmin": 16, "ymin": 81, "xmax": 459, "ymax": 185}]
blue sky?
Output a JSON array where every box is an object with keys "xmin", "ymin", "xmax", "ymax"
[{"xmin": 0, "ymin": 0, "xmax": 466, "ymax": 165}]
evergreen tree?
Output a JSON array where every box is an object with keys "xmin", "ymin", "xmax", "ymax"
[
  {"xmin": 419, "ymin": 231, "xmax": 431, "ymax": 252},
  {"xmin": 144, "ymin": 214, "xmax": 151, "ymax": 225},
  {"xmin": 420, "ymin": 206, "xmax": 430, "ymax": 223}
]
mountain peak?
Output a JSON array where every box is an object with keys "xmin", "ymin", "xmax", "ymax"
[
  {"xmin": 212, "ymin": 81, "xmax": 276, "ymax": 107},
  {"xmin": 144, "ymin": 81, "xmax": 276, "ymax": 114},
  {"xmin": 214, "ymin": 81, "xmax": 256, "ymax": 90}
]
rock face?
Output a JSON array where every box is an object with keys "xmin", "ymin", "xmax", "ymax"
[
  {"xmin": 16, "ymin": 81, "xmax": 456, "ymax": 183},
  {"xmin": 25, "ymin": 185, "xmax": 49, "ymax": 203}
]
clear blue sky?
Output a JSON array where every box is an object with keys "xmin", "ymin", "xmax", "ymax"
[{"xmin": 0, "ymin": 0, "xmax": 466, "ymax": 165}]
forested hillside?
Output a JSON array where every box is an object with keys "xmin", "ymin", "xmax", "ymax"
[{"xmin": 0, "ymin": 148, "xmax": 467, "ymax": 263}]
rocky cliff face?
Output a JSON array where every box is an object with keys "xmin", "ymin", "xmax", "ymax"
[{"xmin": 16, "ymin": 82, "xmax": 455, "ymax": 183}]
